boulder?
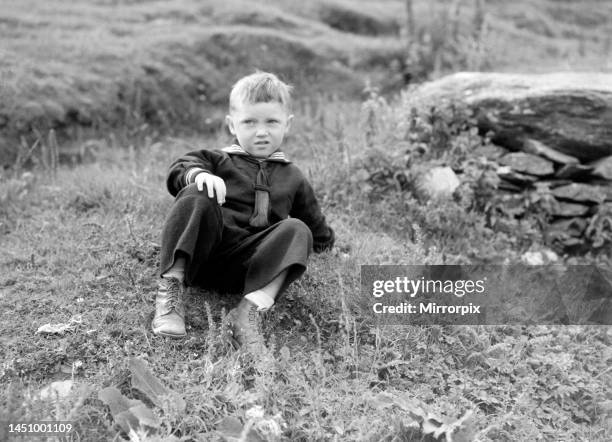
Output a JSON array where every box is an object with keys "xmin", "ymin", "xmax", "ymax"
[
  {"xmin": 521, "ymin": 249, "xmax": 559, "ymax": 265},
  {"xmin": 414, "ymin": 166, "xmax": 460, "ymax": 200},
  {"xmin": 496, "ymin": 166, "xmax": 538, "ymax": 186},
  {"xmin": 522, "ymin": 139, "xmax": 579, "ymax": 165},
  {"xmin": 499, "ymin": 152, "xmax": 554, "ymax": 176},
  {"xmin": 411, "ymin": 72, "xmax": 612, "ymax": 162},
  {"xmin": 555, "ymin": 163, "xmax": 595, "ymax": 180},
  {"xmin": 550, "ymin": 201, "xmax": 591, "ymax": 217},
  {"xmin": 472, "ymin": 143, "xmax": 508, "ymax": 160},
  {"xmin": 590, "ymin": 156, "xmax": 612, "ymax": 180},
  {"xmin": 404, "ymin": 72, "xmax": 612, "ymax": 252},
  {"xmin": 551, "ymin": 183, "xmax": 605, "ymax": 204}
]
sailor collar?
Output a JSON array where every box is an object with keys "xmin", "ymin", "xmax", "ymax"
[{"xmin": 221, "ymin": 145, "xmax": 291, "ymax": 163}]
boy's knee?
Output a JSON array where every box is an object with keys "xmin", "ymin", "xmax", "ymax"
[
  {"xmin": 178, "ymin": 184, "xmax": 218, "ymax": 203},
  {"xmin": 177, "ymin": 183, "xmax": 204, "ymax": 198},
  {"xmin": 279, "ymin": 218, "xmax": 312, "ymax": 238},
  {"xmin": 174, "ymin": 184, "xmax": 222, "ymax": 213}
]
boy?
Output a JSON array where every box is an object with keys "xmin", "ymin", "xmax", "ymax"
[{"xmin": 152, "ymin": 71, "xmax": 335, "ymax": 351}]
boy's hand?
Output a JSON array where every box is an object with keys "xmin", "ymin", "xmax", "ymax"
[{"xmin": 194, "ymin": 172, "xmax": 226, "ymax": 205}]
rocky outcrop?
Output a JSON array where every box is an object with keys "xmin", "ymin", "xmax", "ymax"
[
  {"xmin": 412, "ymin": 72, "xmax": 612, "ymax": 252},
  {"xmin": 413, "ymin": 72, "xmax": 612, "ymax": 162},
  {"xmin": 474, "ymin": 140, "xmax": 612, "ymax": 250}
]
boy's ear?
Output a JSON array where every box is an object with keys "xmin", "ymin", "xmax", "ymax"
[
  {"xmin": 285, "ymin": 114, "xmax": 294, "ymax": 132},
  {"xmin": 225, "ymin": 115, "xmax": 236, "ymax": 135}
]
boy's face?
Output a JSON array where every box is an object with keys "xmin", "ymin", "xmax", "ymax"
[{"xmin": 226, "ymin": 101, "xmax": 293, "ymax": 158}]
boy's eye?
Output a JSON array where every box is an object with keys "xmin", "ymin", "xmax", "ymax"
[
  {"xmin": 267, "ymin": 119, "xmax": 279, "ymax": 124},
  {"xmin": 242, "ymin": 120, "xmax": 256, "ymax": 125}
]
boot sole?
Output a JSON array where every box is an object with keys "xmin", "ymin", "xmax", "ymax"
[{"xmin": 151, "ymin": 327, "xmax": 186, "ymax": 338}]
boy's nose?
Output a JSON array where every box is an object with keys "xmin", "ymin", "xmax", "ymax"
[{"xmin": 255, "ymin": 127, "xmax": 268, "ymax": 136}]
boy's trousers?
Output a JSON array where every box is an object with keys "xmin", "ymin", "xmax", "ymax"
[{"xmin": 160, "ymin": 184, "xmax": 313, "ymax": 295}]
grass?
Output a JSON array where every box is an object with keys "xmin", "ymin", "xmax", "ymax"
[
  {"xmin": 0, "ymin": 0, "xmax": 405, "ymax": 164},
  {"xmin": 1, "ymin": 96, "xmax": 611, "ymax": 440},
  {"xmin": 1, "ymin": 1, "xmax": 612, "ymax": 439},
  {"xmin": 2, "ymin": 0, "xmax": 611, "ymax": 166}
]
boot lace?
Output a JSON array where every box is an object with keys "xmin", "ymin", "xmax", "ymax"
[
  {"xmin": 165, "ymin": 279, "xmax": 184, "ymax": 314},
  {"xmin": 244, "ymin": 306, "xmax": 263, "ymax": 345}
]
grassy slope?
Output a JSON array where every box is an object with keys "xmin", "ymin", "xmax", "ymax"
[
  {"xmin": 1, "ymin": 0, "xmax": 612, "ymax": 440},
  {"xmin": 1, "ymin": 0, "xmax": 611, "ymax": 165},
  {"xmin": 0, "ymin": 0, "xmax": 406, "ymax": 164},
  {"xmin": 1, "ymin": 99, "xmax": 611, "ymax": 440},
  {"xmin": 484, "ymin": 0, "xmax": 612, "ymax": 72}
]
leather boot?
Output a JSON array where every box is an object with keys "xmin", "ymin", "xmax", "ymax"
[
  {"xmin": 152, "ymin": 277, "xmax": 186, "ymax": 338},
  {"xmin": 226, "ymin": 298, "xmax": 266, "ymax": 352}
]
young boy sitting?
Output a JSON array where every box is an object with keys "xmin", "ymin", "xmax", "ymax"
[{"xmin": 152, "ymin": 71, "xmax": 335, "ymax": 351}]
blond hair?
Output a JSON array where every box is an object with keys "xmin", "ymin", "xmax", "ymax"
[{"xmin": 229, "ymin": 71, "xmax": 293, "ymax": 113}]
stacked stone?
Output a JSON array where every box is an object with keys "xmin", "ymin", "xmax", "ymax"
[
  {"xmin": 407, "ymin": 71, "xmax": 612, "ymax": 251},
  {"xmin": 478, "ymin": 139, "xmax": 612, "ymax": 249}
]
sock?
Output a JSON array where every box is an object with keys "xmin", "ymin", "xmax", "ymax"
[
  {"xmin": 162, "ymin": 256, "xmax": 186, "ymax": 283},
  {"xmin": 244, "ymin": 290, "xmax": 275, "ymax": 311}
]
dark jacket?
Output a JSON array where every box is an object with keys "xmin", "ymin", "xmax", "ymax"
[{"xmin": 166, "ymin": 146, "xmax": 335, "ymax": 252}]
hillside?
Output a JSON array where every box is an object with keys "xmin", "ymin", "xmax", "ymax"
[
  {"xmin": 1, "ymin": 0, "xmax": 611, "ymax": 166},
  {"xmin": 1, "ymin": 98, "xmax": 611, "ymax": 442},
  {"xmin": 1, "ymin": 1, "xmax": 612, "ymax": 440}
]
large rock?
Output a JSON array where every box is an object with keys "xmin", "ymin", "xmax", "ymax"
[
  {"xmin": 412, "ymin": 72, "xmax": 612, "ymax": 162},
  {"xmin": 551, "ymin": 183, "xmax": 605, "ymax": 204},
  {"xmin": 499, "ymin": 152, "xmax": 554, "ymax": 176},
  {"xmin": 550, "ymin": 201, "xmax": 591, "ymax": 217},
  {"xmin": 591, "ymin": 156, "xmax": 612, "ymax": 180},
  {"xmin": 522, "ymin": 139, "xmax": 579, "ymax": 165},
  {"xmin": 414, "ymin": 166, "xmax": 460, "ymax": 200},
  {"xmin": 496, "ymin": 166, "xmax": 538, "ymax": 186},
  {"xmin": 555, "ymin": 163, "xmax": 595, "ymax": 179}
]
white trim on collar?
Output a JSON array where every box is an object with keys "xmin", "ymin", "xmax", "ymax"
[
  {"xmin": 222, "ymin": 145, "xmax": 247, "ymax": 155},
  {"xmin": 221, "ymin": 145, "xmax": 290, "ymax": 162}
]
